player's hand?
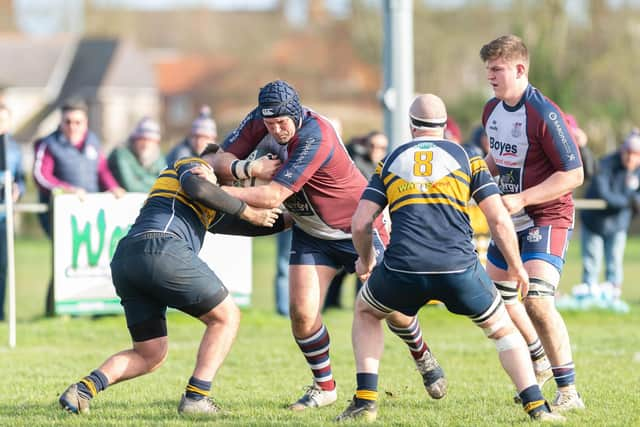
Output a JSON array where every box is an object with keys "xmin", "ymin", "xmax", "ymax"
[
  {"xmin": 509, "ymin": 264, "xmax": 529, "ymax": 301},
  {"xmin": 501, "ymin": 193, "xmax": 525, "ymax": 214},
  {"xmin": 355, "ymin": 256, "xmax": 376, "ymax": 282},
  {"xmin": 240, "ymin": 205, "xmax": 282, "ymax": 227},
  {"xmin": 251, "ymin": 155, "xmax": 282, "ymax": 180},
  {"xmin": 190, "ymin": 164, "xmax": 218, "ymax": 185}
]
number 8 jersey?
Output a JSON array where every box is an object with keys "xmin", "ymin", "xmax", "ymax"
[{"xmin": 362, "ymin": 138, "xmax": 500, "ymax": 274}]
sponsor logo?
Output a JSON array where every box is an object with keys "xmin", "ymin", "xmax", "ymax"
[
  {"xmin": 511, "ymin": 122, "xmax": 523, "ymax": 138},
  {"xmin": 489, "ymin": 137, "xmax": 518, "ymax": 156},
  {"xmin": 489, "ymin": 119, "xmax": 498, "ymax": 131},
  {"xmin": 498, "ymin": 169, "xmax": 520, "ymax": 193},
  {"xmin": 262, "ymin": 108, "xmax": 275, "ymax": 116},
  {"xmin": 548, "ymin": 111, "xmax": 573, "ymax": 156},
  {"xmin": 527, "ymin": 227, "xmax": 543, "ymax": 243}
]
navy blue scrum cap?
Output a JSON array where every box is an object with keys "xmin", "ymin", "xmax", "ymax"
[{"xmin": 258, "ymin": 80, "xmax": 303, "ymax": 126}]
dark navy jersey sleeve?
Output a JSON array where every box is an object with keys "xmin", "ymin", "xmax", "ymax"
[
  {"xmin": 362, "ymin": 159, "xmax": 389, "ymax": 207},
  {"xmin": 221, "ymin": 107, "xmax": 269, "ymax": 159},
  {"xmin": 469, "ymin": 156, "xmax": 501, "ymax": 203},
  {"xmin": 527, "ymin": 91, "xmax": 582, "ymax": 172}
]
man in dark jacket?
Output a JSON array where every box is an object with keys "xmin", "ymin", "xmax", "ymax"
[{"xmin": 580, "ymin": 129, "xmax": 640, "ymax": 299}]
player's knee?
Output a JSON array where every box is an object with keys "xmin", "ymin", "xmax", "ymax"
[
  {"xmin": 526, "ymin": 276, "xmax": 557, "ymax": 299},
  {"xmin": 201, "ymin": 296, "xmax": 241, "ymax": 331},
  {"xmin": 494, "ymin": 281, "xmax": 519, "ymax": 305},
  {"xmin": 146, "ymin": 347, "xmax": 168, "ymax": 373},
  {"xmin": 474, "ymin": 299, "xmax": 511, "ymax": 338},
  {"xmin": 493, "ymin": 331, "xmax": 526, "ymax": 353}
]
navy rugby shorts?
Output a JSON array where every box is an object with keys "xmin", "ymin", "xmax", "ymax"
[
  {"xmin": 110, "ymin": 231, "xmax": 228, "ymax": 341},
  {"xmin": 289, "ymin": 225, "xmax": 385, "ymax": 272},
  {"xmin": 365, "ymin": 260, "xmax": 497, "ymax": 317}
]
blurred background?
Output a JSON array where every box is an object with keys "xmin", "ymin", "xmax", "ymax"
[{"xmin": 1, "ymin": 0, "xmax": 640, "ymax": 231}]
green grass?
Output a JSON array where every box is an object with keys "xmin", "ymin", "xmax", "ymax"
[{"xmin": 1, "ymin": 234, "xmax": 639, "ymax": 426}]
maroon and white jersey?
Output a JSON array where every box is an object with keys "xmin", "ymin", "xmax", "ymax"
[
  {"xmin": 482, "ymin": 84, "xmax": 582, "ymax": 230},
  {"xmin": 223, "ymin": 107, "xmax": 387, "ymax": 240}
]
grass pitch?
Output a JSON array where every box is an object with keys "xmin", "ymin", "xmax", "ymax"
[{"xmin": 0, "ymin": 234, "xmax": 639, "ymax": 426}]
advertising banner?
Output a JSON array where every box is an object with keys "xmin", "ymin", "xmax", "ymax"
[{"xmin": 52, "ymin": 193, "xmax": 252, "ymax": 315}]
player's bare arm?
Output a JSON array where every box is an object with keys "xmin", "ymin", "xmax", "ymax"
[
  {"xmin": 210, "ymin": 149, "xmax": 239, "ymax": 183},
  {"xmin": 221, "ymin": 180, "xmax": 293, "ymax": 209},
  {"xmin": 479, "ymin": 193, "xmax": 529, "ymax": 295},
  {"xmin": 502, "ymin": 167, "xmax": 583, "ymax": 215},
  {"xmin": 181, "ymin": 166, "xmax": 281, "ymax": 227},
  {"xmin": 210, "ymin": 148, "xmax": 281, "ymax": 184},
  {"xmin": 351, "ymin": 199, "xmax": 383, "ymax": 282}
]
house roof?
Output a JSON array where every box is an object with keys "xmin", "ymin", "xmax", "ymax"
[
  {"xmin": 0, "ymin": 34, "xmax": 74, "ymax": 89},
  {"xmin": 103, "ymin": 39, "xmax": 156, "ymax": 89},
  {"xmin": 154, "ymin": 55, "xmax": 236, "ymax": 95}
]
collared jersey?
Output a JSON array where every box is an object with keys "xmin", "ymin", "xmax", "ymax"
[
  {"xmin": 223, "ymin": 106, "xmax": 387, "ymax": 241},
  {"xmin": 482, "ymin": 84, "xmax": 582, "ymax": 230},
  {"xmin": 127, "ymin": 157, "xmax": 222, "ymax": 253},
  {"xmin": 362, "ymin": 137, "xmax": 499, "ymax": 273}
]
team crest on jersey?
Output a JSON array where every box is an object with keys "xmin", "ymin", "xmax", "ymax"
[
  {"xmin": 511, "ymin": 122, "xmax": 523, "ymax": 138},
  {"xmin": 526, "ymin": 227, "xmax": 543, "ymax": 243}
]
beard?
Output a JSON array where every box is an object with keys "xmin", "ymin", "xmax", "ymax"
[{"xmin": 136, "ymin": 144, "xmax": 160, "ymax": 168}]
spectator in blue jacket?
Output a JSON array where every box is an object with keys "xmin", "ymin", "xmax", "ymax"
[
  {"xmin": 580, "ymin": 129, "xmax": 640, "ymax": 299},
  {"xmin": 0, "ymin": 103, "xmax": 25, "ymax": 321}
]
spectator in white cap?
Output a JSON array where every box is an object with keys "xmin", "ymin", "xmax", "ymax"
[
  {"xmin": 108, "ymin": 117, "xmax": 166, "ymax": 193},
  {"xmin": 166, "ymin": 106, "xmax": 217, "ymax": 167},
  {"xmin": 580, "ymin": 127, "xmax": 640, "ymax": 301}
]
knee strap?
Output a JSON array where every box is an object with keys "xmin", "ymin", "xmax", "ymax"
[
  {"xmin": 494, "ymin": 281, "xmax": 519, "ymax": 305},
  {"xmin": 494, "ymin": 331, "xmax": 526, "ymax": 352},
  {"xmin": 528, "ymin": 277, "xmax": 557, "ymax": 298}
]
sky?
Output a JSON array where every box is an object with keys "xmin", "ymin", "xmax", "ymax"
[{"xmin": 12, "ymin": 0, "xmax": 640, "ymax": 35}]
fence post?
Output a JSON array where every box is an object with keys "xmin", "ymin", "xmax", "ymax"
[{"xmin": 3, "ymin": 170, "xmax": 16, "ymax": 348}]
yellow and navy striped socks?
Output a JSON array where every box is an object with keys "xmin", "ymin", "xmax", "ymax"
[
  {"xmin": 519, "ymin": 385, "xmax": 549, "ymax": 417},
  {"xmin": 76, "ymin": 370, "xmax": 109, "ymax": 400},
  {"xmin": 185, "ymin": 376, "xmax": 212, "ymax": 400},
  {"xmin": 355, "ymin": 373, "xmax": 378, "ymax": 406}
]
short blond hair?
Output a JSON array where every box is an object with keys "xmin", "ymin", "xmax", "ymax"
[{"xmin": 480, "ymin": 34, "xmax": 529, "ymax": 69}]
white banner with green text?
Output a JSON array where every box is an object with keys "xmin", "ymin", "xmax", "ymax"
[{"xmin": 52, "ymin": 193, "xmax": 252, "ymax": 316}]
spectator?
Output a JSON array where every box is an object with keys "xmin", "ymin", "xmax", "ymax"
[
  {"xmin": 325, "ymin": 130, "xmax": 389, "ymax": 310},
  {"xmin": 580, "ymin": 129, "xmax": 640, "ymax": 300},
  {"xmin": 463, "ymin": 125, "xmax": 489, "ymax": 158},
  {"xmin": 0, "ymin": 103, "xmax": 25, "ymax": 322},
  {"xmin": 166, "ymin": 106, "xmax": 217, "ymax": 167},
  {"xmin": 444, "ymin": 116, "xmax": 462, "ymax": 143},
  {"xmin": 108, "ymin": 117, "xmax": 166, "ymax": 193},
  {"xmin": 33, "ymin": 99, "xmax": 125, "ymax": 316}
]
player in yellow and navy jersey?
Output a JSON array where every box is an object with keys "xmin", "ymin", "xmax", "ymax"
[
  {"xmin": 59, "ymin": 144, "xmax": 284, "ymax": 417},
  {"xmin": 336, "ymin": 94, "xmax": 564, "ymax": 423}
]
